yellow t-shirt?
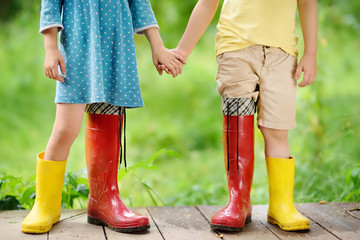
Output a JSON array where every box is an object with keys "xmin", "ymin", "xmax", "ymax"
[{"xmin": 216, "ymin": 0, "xmax": 298, "ymax": 56}]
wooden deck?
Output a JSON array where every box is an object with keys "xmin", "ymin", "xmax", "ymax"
[{"xmin": 0, "ymin": 202, "xmax": 359, "ymax": 240}]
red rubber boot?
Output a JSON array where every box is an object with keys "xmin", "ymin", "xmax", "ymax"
[
  {"xmin": 211, "ymin": 115, "xmax": 254, "ymax": 231},
  {"xmin": 85, "ymin": 113, "xmax": 150, "ymax": 232}
]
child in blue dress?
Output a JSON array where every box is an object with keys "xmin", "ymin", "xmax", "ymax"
[
  {"xmin": 168, "ymin": 0, "xmax": 317, "ymax": 233},
  {"xmin": 21, "ymin": 0, "xmax": 183, "ymax": 234}
]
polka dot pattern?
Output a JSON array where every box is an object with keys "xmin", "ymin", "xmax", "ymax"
[{"xmin": 40, "ymin": 0, "xmax": 158, "ymax": 107}]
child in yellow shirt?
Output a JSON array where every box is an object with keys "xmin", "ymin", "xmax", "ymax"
[{"xmin": 172, "ymin": 0, "xmax": 318, "ymax": 232}]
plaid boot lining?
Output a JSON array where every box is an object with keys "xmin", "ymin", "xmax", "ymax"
[{"xmin": 221, "ymin": 97, "xmax": 256, "ymax": 116}]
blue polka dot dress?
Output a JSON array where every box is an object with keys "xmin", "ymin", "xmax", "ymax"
[{"xmin": 40, "ymin": 0, "xmax": 158, "ymax": 108}]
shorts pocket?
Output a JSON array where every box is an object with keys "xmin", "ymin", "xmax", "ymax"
[{"xmin": 216, "ymin": 53, "xmax": 225, "ymax": 64}]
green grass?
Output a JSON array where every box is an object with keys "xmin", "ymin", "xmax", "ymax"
[{"xmin": 0, "ymin": 4, "xmax": 359, "ymax": 209}]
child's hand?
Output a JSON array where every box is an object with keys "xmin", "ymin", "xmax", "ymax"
[
  {"xmin": 152, "ymin": 46, "xmax": 185, "ymax": 78},
  {"xmin": 171, "ymin": 48, "xmax": 188, "ymax": 64},
  {"xmin": 158, "ymin": 48, "xmax": 187, "ymax": 76},
  {"xmin": 44, "ymin": 48, "xmax": 66, "ymax": 83},
  {"xmin": 295, "ymin": 54, "xmax": 317, "ymax": 87}
]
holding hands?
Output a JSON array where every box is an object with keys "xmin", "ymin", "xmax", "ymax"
[
  {"xmin": 151, "ymin": 45, "xmax": 185, "ymax": 78},
  {"xmin": 144, "ymin": 27, "xmax": 185, "ymax": 78},
  {"xmin": 157, "ymin": 48, "xmax": 187, "ymax": 77}
]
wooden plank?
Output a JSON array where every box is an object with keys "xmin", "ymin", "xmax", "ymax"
[
  {"xmin": 253, "ymin": 204, "xmax": 339, "ymax": 240},
  {"xmin": 339, "ymin": 202, "xmax": 360, "ymax": 221},
  {"xmin": 297, "ymin": 202, "xmax": 360, "ymax": 240},
  {"xmin": 49, "ymin": 213, "xmax": 105, "ymax": 240},
  {"xmin": 0, "ymin": 210, "xmax": 47, "ymax": 240},
  {"xmin": 59, "ymin": 209, "xmax": 86, "ymax": 221},
  {"xmin": 1, "ymin": 203, "xmax": 359, "ymax": 240},
  {"xmin": 147, "ymin": 206, "xmax": 219, "ymax": 240},
  {"xmin": 104, "ymin": 207, "xmax": 163, "ymax": 240},
  {"xmin": 347, "ymin": 207, "xmax": 360, "ymax": 219},
  {"xmin": 196, "ymin": 205, "xmax": 278, "ymax": 240}
]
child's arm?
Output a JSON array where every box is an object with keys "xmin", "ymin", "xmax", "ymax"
[
  {"xmin": 144, "ymin": 27, "xmax": 184, "ymax": 78},
  {"xmin": 43, "ymin": 28, "xmax": 66, "ymax": 82},
  {"xmin": 295, "ymin": 0, "xmax": 318, "ymax": 87},
  {"xmin": 173, "ymin": 0, "xmax": 220, "ymax": 62}
]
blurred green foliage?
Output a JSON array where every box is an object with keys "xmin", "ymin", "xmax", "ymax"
[
  {"xmin": 0, "ymin": 173, "xmax": 35, "ymax": 210},
  {"xmin": 0, "ymin": 0, "xmax": 359, "ymax": 209},
  {"xmin": 0, "ymin": 171, "xmax": 89, "ymax": 210},
  {"xmin": 0, "ymin": 0, "xmax": 22, "ymax": 22}
]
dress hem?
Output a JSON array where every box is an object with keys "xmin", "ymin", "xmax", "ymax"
[{"xmin": 54, "ymin": 99, "xmax": 144, "ymax": 108}]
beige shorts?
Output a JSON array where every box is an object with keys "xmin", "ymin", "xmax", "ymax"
[{"xmin": 216, "ymin": 45, "xmax": 298, "ymax": 130}]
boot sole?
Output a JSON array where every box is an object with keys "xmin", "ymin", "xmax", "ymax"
[
  {"xmin": 21, "ymin": 222, "xmax": 53, "ymax": 234},
  {"xmin": 21, "ymin": 215, "xmax": 60, "ymax": 234},
  {"xmin": 267, "ymin": 215, "xmax": 310, "ymax": 231},
  {"xmin": 88, "ymin": 216, "xmax": 150, "ymax": 233},
  {"xmin": 210, "ymin": 215, "xmax": 252, "ymax": 232}
]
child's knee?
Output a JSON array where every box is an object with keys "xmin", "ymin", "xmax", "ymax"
[
  {"xmin": 260, "ymin": 126, "xmax": 288, "ymax": 141},
  {"xmin": 53, "ymin": 125, "xmax": 80, "ymax": 144}
]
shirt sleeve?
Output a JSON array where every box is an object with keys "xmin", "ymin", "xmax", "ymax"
[
  {"xmin": 39, "ymin": 0, "xmax": 64, "ymax": 34},
  {"xmin": 128, "ymin": 0, "xmax": 159, "ymax": 35}
]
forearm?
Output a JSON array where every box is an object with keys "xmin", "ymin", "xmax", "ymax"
[
  {"xmin": 298, "ymin": 0, "xmax": 318, "ymax": 56},
  {"xmin": 143, "ymin": 27, "xmax": 164, "ymax": 51},
  {"xmin": 177, "ymin": 0, "xmax": 219, "ymax": 59},
  {"xmin": 43, "ymin": 27, "xmax": 59, "ymax": 51}
]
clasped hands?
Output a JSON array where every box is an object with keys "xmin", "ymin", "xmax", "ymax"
[{"xmin": 152, "ymin": 47, "xmax": 187, "ymax": 78}]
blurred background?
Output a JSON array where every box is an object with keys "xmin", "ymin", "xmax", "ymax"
[{"xmin": 0, "ymin": 0, "xmax": 359, "ymax": 210}]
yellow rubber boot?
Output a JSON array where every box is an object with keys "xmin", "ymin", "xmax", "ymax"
[
  {"xmin": 266, "ymin": 156, "xmax": 310, "ymax": 231},
  {"xmin": 21, "ymin": 152, "xmax": 67, "ymax": 233}
]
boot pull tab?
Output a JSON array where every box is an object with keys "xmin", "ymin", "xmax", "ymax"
[{"xmin": 119, "ymin": 107, "xmax": 127, "ymax": 172}]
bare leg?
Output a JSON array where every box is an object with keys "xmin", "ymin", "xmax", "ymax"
[
  {"xmin": 259, "ymin": 126, "xmax": 289, "ymax": 159},
  {"xmin": 44, "ymin": 103, "xmax": 86, "ymax": 161},
  {"xmin": 261, "ymin": 125, "xmax": 311, "ymax": 231}
]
